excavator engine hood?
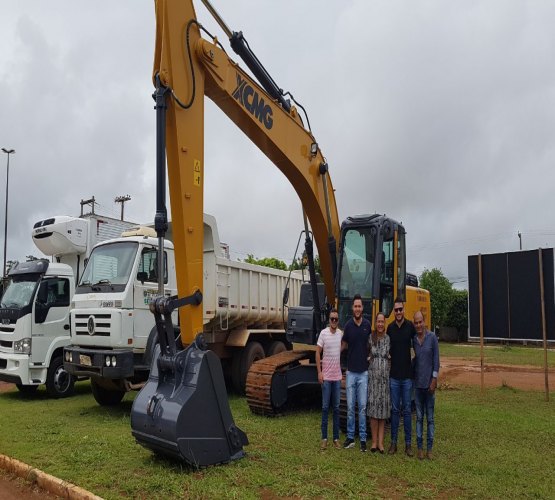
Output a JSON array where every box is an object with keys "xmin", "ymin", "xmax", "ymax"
[{"xmin": 131, "ymin": 341, "xmax": 248, "ymax": 467}]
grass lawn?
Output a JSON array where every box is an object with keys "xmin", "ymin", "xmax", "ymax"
[
  {"xmin": 440, "ymin": 342, "xmax": 555, "ymax": 368},
  {"xmin": 0, "ymin": 379, "xmax": 553, "ymax": 499}
]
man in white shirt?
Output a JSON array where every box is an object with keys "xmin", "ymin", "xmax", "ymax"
[{"xmin": 316, "ymin": 308, "xmax": 343, "ymax": 450}]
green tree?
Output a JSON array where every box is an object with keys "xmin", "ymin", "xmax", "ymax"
[
  {"xmin": 419, "ymin": 268, "xmax": 454, "ymax": 330},
  {"xmin": 289, "ymin": 253, "xmax": 321, "ymax": 276},
  {"xmin": 243, "ymin": 254, "xmax": 288, "ymax": 271},
  {"xmin": 448, "ymin": 289, "xmax": 469, "ymax": 334}
]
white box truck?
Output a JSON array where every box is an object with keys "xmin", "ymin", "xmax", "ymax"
[
  {"xmin": 64, "ymin": 214, "xmax": 303, "ymax": 405},
  {"xmin": 0, "ymin": 214, "xmax": 136, "ymax": 397}
]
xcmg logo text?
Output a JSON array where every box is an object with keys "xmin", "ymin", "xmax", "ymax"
[{"xmin": 232, "ymin": 74, "xmax": 273, "ymax": 130}]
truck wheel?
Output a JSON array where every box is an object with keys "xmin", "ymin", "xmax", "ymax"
[
  {"xmin": 91, "ymin": 379, "xmax": 125, "ymax": 406},
  {"xmin": 231, "ymin": 341, "xmax": 265, "ymax": 394},
  {"xmin": 46, "ymin": 356, "xmax": 75, "ymax": 398},
  {"xmin": 266, "ymin": 341, "xmax": 286, "ymax": 357},
  {"xmin": 15, "ymin": 384, "xmax": 38, "ymax": 395}
]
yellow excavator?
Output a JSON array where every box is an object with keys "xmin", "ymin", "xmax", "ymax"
[{"xmin": 130, "ymin": 0, "xmax": 430, "ymax": 467}]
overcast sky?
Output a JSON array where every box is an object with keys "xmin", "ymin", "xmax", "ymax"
[{"xmin": 1, "ymin": 0, "xmax": 555, "ymax": 289}]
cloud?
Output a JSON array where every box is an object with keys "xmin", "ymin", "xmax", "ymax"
[{"xmin": 1, "ymin": 0, "xmax": 555, "ymax": 292}]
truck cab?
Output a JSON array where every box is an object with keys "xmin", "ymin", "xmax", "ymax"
[
  {"xmin": 64, "ymin": 231, "xmax": 178, "ymax": 405},
  {"xmin": 0, "ymin": 260, "xmax": 75, "ymax": 397}
]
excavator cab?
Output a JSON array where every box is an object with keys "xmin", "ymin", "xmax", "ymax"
[
  {"xmin": 287, "ymin": 214, "xmax": 406, "ymax": 342},
  {"xmin": 336, "ymin": 214, "xmax": 406, "ymax": 327}
]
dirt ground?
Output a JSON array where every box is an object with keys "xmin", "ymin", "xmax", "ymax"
[
  {"xmin": 439, "ymin": 357, "xmax": 553, "ymax": 391},
  {"xmin": 0, "ymin": 469, "xmax": 60, "ymax": 500}
]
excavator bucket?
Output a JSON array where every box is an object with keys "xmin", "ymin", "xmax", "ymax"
[{"xmin": 131, "ymin": 339, "xmax": 248, "ymax": 467}]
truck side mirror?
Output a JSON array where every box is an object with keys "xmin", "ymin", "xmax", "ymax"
[{"xmin": 137, "ymin": 271, "xmax": 147, "ymax": 284}]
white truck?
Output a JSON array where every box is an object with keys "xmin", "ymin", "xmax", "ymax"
[
  {"xmin": 0, "ymin": 214, "xmax": 136, "ymax": 397},
  {"xmin": 64, "ymin": 214, "xmax": 304, "ymax": 405}
]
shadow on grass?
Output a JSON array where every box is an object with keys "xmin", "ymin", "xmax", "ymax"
[
  {"xmin": 0, "ymin": 379, "xmax": 92, "ymax": 402},
  {"xmin": 74, "ymin": 398, "xmax": 134, "ymax": 418},
  {"xmin": 136, "ymin": 445, "xmax": 249, "ymax": 474}
]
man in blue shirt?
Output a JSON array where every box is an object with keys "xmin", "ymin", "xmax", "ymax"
[
  {"xmin": 413, "ymin": 310, "xmax": 440, "ymax": 460},
  {"xmin": 341, "ymin": 294, "xmax": 371, "ymax": 452}
]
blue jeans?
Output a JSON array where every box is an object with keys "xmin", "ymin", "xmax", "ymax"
[
  {"xmin": 321, "ymin": 380, "xmax": 341, "ymax": 440},
  {"xmin": 390, "ymin": 377, "xmax": 412, "ymax": 445},
  {"xmin": 346, "ymin": 371, "xmax": 368, "ymax": 441},
  {"xmin": 415, "ymin": 388, "xmax": 435, "ymax": 450}
]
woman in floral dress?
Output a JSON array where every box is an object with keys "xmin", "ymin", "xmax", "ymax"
[{"xmin": 367, "ymin": 312, "xmax": 390, "ymax": 453}]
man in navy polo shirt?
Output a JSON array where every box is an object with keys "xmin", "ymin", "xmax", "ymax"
[{"xmin": 341, "ymin": 294, "xmax": 371, "ymax": 452}]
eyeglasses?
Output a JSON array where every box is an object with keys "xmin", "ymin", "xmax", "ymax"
[
  {"xmin": 329, "ymin": 317, "xmax": 339, "ymax": 322},
  {"xmin": 394, "ymin": 307, "xmax": 404, "ymax": 312}
]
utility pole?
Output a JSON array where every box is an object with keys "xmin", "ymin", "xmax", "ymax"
[
  {"xmin": 114, "ymin": 195, "xmax": 131, "ymax": 221},
  {"xmin": 1, "ymin": 148, "xmax": 15, "ymax": 278},
  {"xmin": 80, "ymin": 196, "xmax": 96, "ymax": 216}
]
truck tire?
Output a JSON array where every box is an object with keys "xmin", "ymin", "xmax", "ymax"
[
  {"xmin": 16, "ymin": 384, "xmax": 38, "ymax": 395},
  {"xmin": 231, "ymin": 341, "xmax": 265, "ymax": 394},
  {"xmin": 91, "ymin": 378, "xmax": 125, "ymax": 406},
  {"xmin": 266, "ymin": 341, "xmax": 287, "ymax": 357},
  {"xmin": 46, "ymin": 356, "xmax": 75, "ymax": 398}
]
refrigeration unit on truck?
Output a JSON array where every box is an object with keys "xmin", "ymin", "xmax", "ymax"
[
  {"xmin": 0, "ymin": 214, "xmax": 136, "ymax": 397},
  {"xmin": 63, "ymin": 214, "xmax": 303, "ymax": 406}
]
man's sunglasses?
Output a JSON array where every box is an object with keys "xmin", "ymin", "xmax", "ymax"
[
  {"xmin": 394, "ymin": 307, "xmax": 404, "ymax": 312},
  {"xmin": 330, "ymin": 317, "xmax": 339, "ymax": 322}
]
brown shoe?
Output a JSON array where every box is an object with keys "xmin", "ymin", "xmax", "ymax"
[
  {"xmin": 320, "ymin": 439, "xmax": 327, "ymax": 450},
  {"xmin": 405, "ymin": 445, "xmax": 414, "ymax": 457},
  {"xmin": 388, "ymin": 443, "xmax": 397, "ymax": 455},
  {"xmin": 426, "ymin": 450, "xmax": 433, "ymax": 460},
  {"xmin": 417, "ymin": 449, "xmax": 424, "ymax": 460},
  {"xmin": 333, "ymin": 439, "xmax": 341, "ymax": 449}
]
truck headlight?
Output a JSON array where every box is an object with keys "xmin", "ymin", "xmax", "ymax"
[
  {"xmin": 14, "ymin": 338, "xmax": 32, "ymax": 354},
  {"xmin": 105, "ymin": 355, "xmax": 111, "ymax": 367},
  {"xmin": 111, "ymin": 356, "xmax": 117, "ymax": 367}
]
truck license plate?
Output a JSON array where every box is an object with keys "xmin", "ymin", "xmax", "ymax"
[{"xmin": 80, "ymin": 354, "xmax": 92, "ymax": 366}]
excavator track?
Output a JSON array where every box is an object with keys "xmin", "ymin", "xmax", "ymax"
[{"xmin": 246, "ymin": 350, "xmax": 314, "ymax": 416}]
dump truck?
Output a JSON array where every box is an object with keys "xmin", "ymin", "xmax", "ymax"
[
  {"xmin": 0, "ymin": 214, "xmax": 135, "ymax": 397},
  {"xmin": 63, "ymin": 214, "xmax": 303, "ymax": 405}
]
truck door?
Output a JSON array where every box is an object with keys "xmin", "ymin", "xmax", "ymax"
[{"xmin": 31, "ymin": 277, "xmax": 71, "ymax": 364}]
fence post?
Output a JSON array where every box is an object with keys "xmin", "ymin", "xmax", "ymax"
[
  {"xmin": 478, "ymin": 254, "xmax": 484, "ymax": 393},
  {"xmin": 538, "ymin": 249, "xmax": 550, "ymax": 402}
]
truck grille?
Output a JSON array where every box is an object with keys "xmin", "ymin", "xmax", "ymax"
[
  {"xmin": 74, "ymin": 313, "xmax": 112, "ymax": 336},
  {"xmin": 0, "ymin": 341, "xmax": 12, "ymax": 348}
]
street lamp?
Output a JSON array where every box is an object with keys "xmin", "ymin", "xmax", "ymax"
[
  {"xmin": 1, "ymin": 148, "xmax": 15, "ymax": 278},
  {"xmin": 517, "ymin": 230, "xmax": 522, "ymax": 251}
]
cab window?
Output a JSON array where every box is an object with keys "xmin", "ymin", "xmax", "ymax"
[
  {"xmin": 137, "ymin": 248, "xmax": 168, "ymax": 284},
  {"xmin": 37, "ymin": 278, "xmax": 70, "ymax": 307}
]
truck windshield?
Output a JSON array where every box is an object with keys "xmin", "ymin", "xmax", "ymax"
[
  {"xmin": 1, "ymin": 278, "xmax": 38, "ymax": 308},
  {"xmin": 79, "ymin": 241, "xmax": 138, "ymax": 286},
  {"xmin": 338, "ymin": 227, "xmax": 377, "ymax": 300}
]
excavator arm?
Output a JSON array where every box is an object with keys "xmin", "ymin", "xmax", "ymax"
[
  {"xmin": 154, "ymin": 0, "xmax": 340, "ymax": 344},
  {"xmin": 131, "ymin": 0, "xmax": 342, "ymax": 467}
]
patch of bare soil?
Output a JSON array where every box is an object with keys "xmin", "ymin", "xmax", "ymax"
[
  {"xmin": 0, "ymin": 470, "xmax": 60, "ymax": 500},
  {"xmin": 441, "ymin": 357, "xmax": 553, "ymax": 390},
  {"xmin": 0, "ymin": 382, "xmax": 14, "ymax": 393}
]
